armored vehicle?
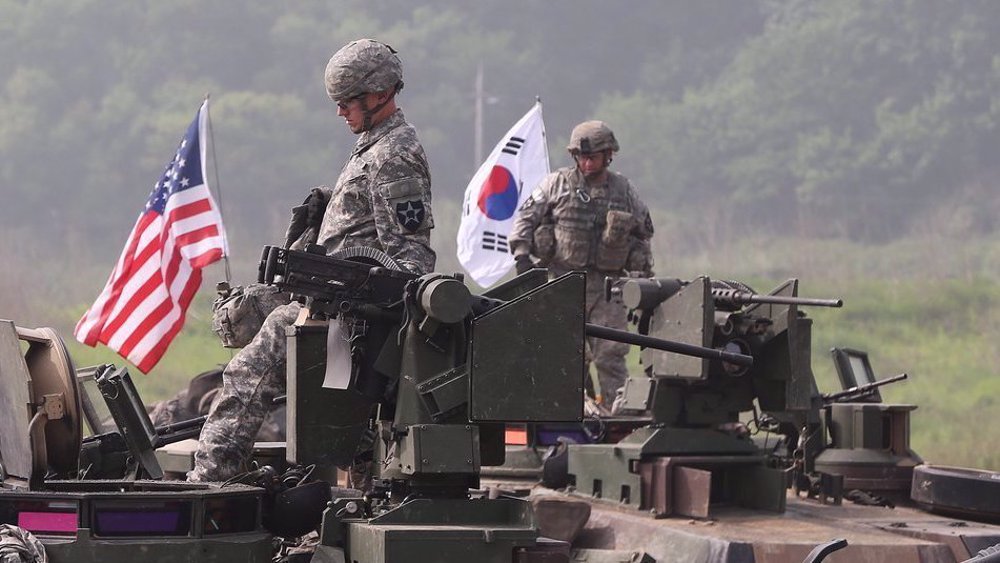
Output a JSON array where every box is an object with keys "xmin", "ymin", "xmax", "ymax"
[{"xmin": 1, "ymin": 244, "xmax": 999, "ymax": 562}]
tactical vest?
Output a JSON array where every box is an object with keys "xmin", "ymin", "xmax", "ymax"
[{"xmin": 548, "ymin": 170, "xmax": 636, "ymax": 273}]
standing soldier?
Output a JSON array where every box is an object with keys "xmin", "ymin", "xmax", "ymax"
[
  {"xmin": 510, "ymin": 121, "xmax": 653, "ymax": 405},
  {"xmin": 189, "ymin": 38, "xmax": 435, "ymax": 482}
]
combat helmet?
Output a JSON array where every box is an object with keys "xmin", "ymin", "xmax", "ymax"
[
  {"xmin": 567, "ymin": 120, "xmax": 620, "ymax": 154},
  {"xmin": 325, "ymin": 38, "xmax": 404, "ymax": 102}
]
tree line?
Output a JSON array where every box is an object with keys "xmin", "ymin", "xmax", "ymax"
[{"xmin": 1, "ymin": 0, "xmax": 997, "ymax": 276}]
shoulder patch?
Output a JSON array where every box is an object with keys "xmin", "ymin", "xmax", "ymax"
[{"xmin": 395, "ymin": 200, "xmax": 426, "ymax": 232}]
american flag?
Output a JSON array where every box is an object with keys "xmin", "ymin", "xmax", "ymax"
[{"xmin": 75, "ymin": 101, "xmax": 228, "ymax": 373}]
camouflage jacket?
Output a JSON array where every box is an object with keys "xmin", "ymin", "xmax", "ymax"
[
  {"xmin": 510, "ymin": 166, "xmax": 654, "ymax": 276},
  {"xmin": 317, "ymin": 109, "xmax": 435, "ymax": 274}
]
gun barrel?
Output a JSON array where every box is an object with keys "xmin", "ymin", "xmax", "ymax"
[
  {"xmin": 714, "ymin": 289, "xmax": 843, "ymax": 308},
  {"xmin": 155, "ymin": 415, "xmax": 209, "ymax": 447},
  {"xmin": 822, "ymin": 373, "xmax": 908, "ymax": 402},
  {"xmin": 155, "ymin": 415, "xmax": 208, "ymax": 435},
  {"xmin": 585, "ymin": 323, "xmax": 754, "ymax": 367}
]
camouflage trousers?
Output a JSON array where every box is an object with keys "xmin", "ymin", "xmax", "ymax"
[
  {"xmin": 585, "ymin": 283, "xmax": 630, "ymax": 403},
  {"xmin": 0, "ymin": 524, "xmax": 46, "ymax": 563},
  {"xmin": 189, "ymin": 302, "xmax": 301, "ymax": 482},
  {"xmin": 150, "ymin": 388, "xmax": 285, "ymax": 445}
]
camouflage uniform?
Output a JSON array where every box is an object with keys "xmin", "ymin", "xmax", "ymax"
[
  {"xmin": 510, "ymin": 165, "xmax": 653, "ymax": 400},
  {"xmin": 0, "ymin": 525, "xmax": 46, "ymax": 563},
  {"xmin": 148, "ymin": 368, "xmax": 284, "ymax": 443},
  {"xmin": 190, "ymin": 107, "xmax": 434, "ymax": 481}
]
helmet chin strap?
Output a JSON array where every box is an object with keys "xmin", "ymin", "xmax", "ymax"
[{"xmin": 358, "ymin": 89, "xmax": 397, "ymax": 132}]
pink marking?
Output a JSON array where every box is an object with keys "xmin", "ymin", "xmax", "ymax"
[{"xmin": 17, "ymin": 511, "xmax": 77, "ymax": 534}]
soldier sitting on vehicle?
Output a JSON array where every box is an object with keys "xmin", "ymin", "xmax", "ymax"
[{"xmin": 188, "ymin": 38, "xmax": 436, "ymax": 483}]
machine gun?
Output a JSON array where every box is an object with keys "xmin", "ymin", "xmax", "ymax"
[
  {"xmin": 810, "ymin": 348, "xmax": 922, "ymax": 496},
  {"xmin": 609, "ymin": 276, "xmax": 841, "ymax": 410},
  {"xmin": 576, "ymin": 275, "xmax": 928, "ymax": 518},
  {"xmin": 256, "ymin": 245, "xmax": 752, "ymax": 562},
  {"xmin": 570, "ymin": 275, "xmax": 846, "ymax": 517},
  {"xmin": 258, "ymin": 244, "xmax": 417, "ymax": 319},
  {"xmin": 609, "ymin": 276, "xmax": 843, "ymax": 312}
]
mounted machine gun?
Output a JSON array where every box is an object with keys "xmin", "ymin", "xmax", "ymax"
[{"xmin": 568, "ymin": 276, "xmax": 847, "ymax": 517}]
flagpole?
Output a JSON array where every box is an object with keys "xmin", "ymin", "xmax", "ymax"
[
  {"xmin": 537, "ymin": 95, "xmax": 548, "ymax": 170},
  {"xmin": 204, "ymin": 94, "xmax": 232, "ymax": 284}
]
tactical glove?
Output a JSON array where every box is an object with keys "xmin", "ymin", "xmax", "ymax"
[
  {"xmin": 306, "ymin": 187, "xmax": 328, "ymax": 229},
  {"xmin": 283, "ymin": 205, "xmax": 308, "ymax": 248}
]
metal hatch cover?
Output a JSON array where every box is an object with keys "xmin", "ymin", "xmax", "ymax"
[{"xmin": 0, "ymin": 321, "xmax": 82, "ymax": 488}]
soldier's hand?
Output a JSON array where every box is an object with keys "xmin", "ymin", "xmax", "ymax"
[
  {"xmin": 515, "ymin": 254, "xmax": 534, "ymax": 275},
  {"xmin": 306, "ymin": 187, "xmax": 327, "ymax": 229}
]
